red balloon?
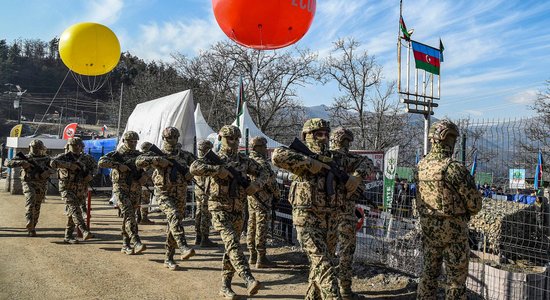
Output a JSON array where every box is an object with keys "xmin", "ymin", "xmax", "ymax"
[{"xmin": 212, "ymin": 0, "xmax": 316, "ymax": 50}]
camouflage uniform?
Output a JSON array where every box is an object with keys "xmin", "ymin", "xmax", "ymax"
[
  {"xmin": 135, "ymin": 127, "xmax": 196, "ymax": 270},
  {"xmin": 98, "ymin": 131, "xmax": 146, "ymax": 255},
  {"xmin": 6, "ymin": 140, "xmax": 53, "ymax": 236},
  {"xmin": 330, "ymin": 127, "xmax": 374, "ymax": 299},
  {"xmin": 190, "ymin": 125, "xmax": 265, "ymax": 298},
  {"xmin": 50, "ymin": 137, "xmax": 96, "ymax": 243},
  {"xmin": 272, "ymin": 118, "xmax": 345, "ymax": 300},
  {"xmin": 138, "ymin": 141, "xmax": 154, "ymax": 225},
  {"xmin": 416, "ymin": 120, "xmax": 482, "ymax": 300},
  {"xmin": 194, "ymin": 140, "xmax": 216, "ymax": 247},
  {"xmin": 246, "ymin": 136, "xmax": 281, "ymax": 268}
]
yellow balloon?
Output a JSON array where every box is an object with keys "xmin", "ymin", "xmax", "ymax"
[{"xmin": 59, "ymin": 22, "xmax": 121, "ymax": 76}]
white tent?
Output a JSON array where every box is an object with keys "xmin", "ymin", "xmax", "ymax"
[
  {"xmin": 231, "ymin": 102, "xmax": 283, "ymax": 148},
  {"xmin": 194, "ymin": 103, "xmax": 216, "ymax": 142},
  {"xmin": 123, "ymin": 90, "xmax": 196, "ymax": 152}
]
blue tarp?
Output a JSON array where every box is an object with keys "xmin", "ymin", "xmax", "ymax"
[{"xmin": 83, "ymin": 138, "xmax": 117, "ymax": 175}]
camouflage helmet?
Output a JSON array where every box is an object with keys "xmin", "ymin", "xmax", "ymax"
[
  {"xmin": 302, "ymin": 118, "xmax": 330, "ymax": 140},
  {"xmin": 122, "ymin": 131, "xmax": 139, "ymax": 141},
  {"xmin": 140, "ymin": 141, "xmax": 153, "ymax": 152},
  {"xmin": 250, "ymin": 136, "xmax": 268, "ymax": 148},
  {"xmin": 197, "ymin": 140, "xmax": 213, "ymax": 152},
  {"xmin": 29, "ymin": 139, "xmax": 45, "ymax": 150},
  {"xmin": 330, "ymin": 127, "xmax": 354, "ymax": 144},
  {"xmin": 428, "ymin": 119, "xmax": 459, "ymax": 142},
  {"xmin": 67, "ymin": 137, "xmax": 84, "ymax": 147},
  {"xmin": 162, "ymin": 127, "xmax": 180, "ymax": 139},
  {"xmin": 218, "ymin": 125, "xmax": 241, "ymax": 140}
]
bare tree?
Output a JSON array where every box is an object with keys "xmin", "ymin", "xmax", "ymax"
[
  {"xmin": 172, "ymin": 41, "xmax": 320, "ymax": 141},
  {"xmin": 525, "ymin": 80, "xmax": 550, "ymax": 151},
  {"xmin": 323, "ymin": 38, "xmax": 407, "ymax": 151}
]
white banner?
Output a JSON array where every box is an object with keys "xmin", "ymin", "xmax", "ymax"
[{"xmin": 383, "ymin": 146, "xmax": 399, "ymax": 209}]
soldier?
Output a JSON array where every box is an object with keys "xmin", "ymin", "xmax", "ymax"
[
  {"xmin": 98, "ymin": 131, "xmax": 147, "ymax": 255},
  {"xmin": 50, "ymin": 137, "xmax": 96, "ymax": 244},
  {"xmin": 194, "ymin": 139, "xmax": 217, "ymax": 247},
  {"xmin": 136, "ymin": 127, "xmax": 196, "ymax": 271},
  {"xmin": 190, "ymin": 125, "xmax": 265, "ymax": 299},
  {"xmin": 416, "ymin": 120, "xmax": 482, "ymax": 299},
  {"xmin": 272, "ymin": 118, "xmax": 361, "ymax": 299},
  {"xmin": 5, "ymin": 139, "xmax": 54, "ymax": 236},
  {"xmin": 138, "ymin": 141, "xmax": 155, "ymax": 225},
  {"xmin": 246, "ymin": 136, "xmax": 281, "ymax": 268},
  {"xmin": 330, "ymin": 127, "xmax": 374, "ymax": 299}
]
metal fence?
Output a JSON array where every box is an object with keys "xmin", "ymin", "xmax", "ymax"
[{"xmin": 273, "ymin": 117, "xmax": 549, "ymax": 299}]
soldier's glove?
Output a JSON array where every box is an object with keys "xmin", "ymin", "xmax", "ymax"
[
  {"xmin": 308, "ymin": 158, "xmax": 330, "ymax": 175},
  {"xmin": 345, "ymin": 175, "xmax": 362, "ymax": 194},
  {"xmin": 83, "ymin": 174, "xmax": 93, "ymax": 183},
  {"xmin": 184, "ymin": 172, "xmax": 194, "ymax": 181},
  {"xmin": 118, "ymin": 164, "xmax": 130, "ymax": 172},
  {"xmin": 21, "ymin": 161, "xmax": 31, "ymax": 169},
  {"xmin": 39, "ymin": 169, "xmax": 54, "ymax": 180},
  {"xmin": 68, "ymin": 162, "xmax": 81, "ymax": 171},
  {"xmin": 138, "ymin": 174, "xmax": 148, "ymax": 186},
  {"xmin": 155, "ymin": 158, "xmax": 171, "ymax": 168},
  {"xmin": 217, "ymin": 167, "xmax": 232, "ymax": 180},
  {"xmin": 246, "ymin": 182, "xmax": 261, "ymax": 195}
]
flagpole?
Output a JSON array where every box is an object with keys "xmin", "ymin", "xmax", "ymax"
[{"xmin": 397, "ymin": 0, "xmax": 403, "ymax": 93}]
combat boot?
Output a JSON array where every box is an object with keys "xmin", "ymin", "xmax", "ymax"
[
  {"xmin": 64, "ymin": 229, "xmax": 79, "ymax": 244},
  {"xmin": 121, "ymin": 244, "xmax": 134, "ymax": 255},
  {"xmin": 242, "ymin": 272, "xmax": 261, "ymax": 296},
  {"xmin": 200, "ymin": 236, "xmax": 218, "ymax": 248},
  {"xmin": 180, "ymin": 245, "xmax": 196, "ymax": 260},
  {"xmin": 164, "ymin": 249, "xmax": 178, "ymax": 271},
  {"xmin": 82, "ymin": 230, "xmax": 94, "ymax": 240},
  {"xmin": 133, "ymin": 241, "xmax": 146, "ymax": 254},
  {"xmin": 194, "ymin": 234, "xmax": 202, "ymax": 245},
  {"xmin": 248, "ymin": 250, "xmax": 257, "ymax": 265},
  {"xmin": 218, "ymin": 275, "xmax": 237, "ymax": 299},
  {"xmin": 256, "ymin": 253, "xmax": 275, "ymax": 268},
  {"xmin": 28, "ymin": 230, "xmax": 37, "ymax": 237}
]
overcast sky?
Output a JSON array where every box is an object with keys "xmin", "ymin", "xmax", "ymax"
[{"xmin": 1, "ymin": 0, "xmax": 549, "ymax": 119}]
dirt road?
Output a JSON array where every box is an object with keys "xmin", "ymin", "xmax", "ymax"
[{"xmin": 0, "ymin": 188, "xmax": 415, "ymax": 299}]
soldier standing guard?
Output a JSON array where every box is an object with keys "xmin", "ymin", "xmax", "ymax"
[
  {"xmin": 138, "ymin": 141, "xmax": 155, "ymax": 225},
  {"xmin": 194, "ymin": 139, "xmax": 217, "ymax": 247},
  {"xmin": 6, "ymin": 139, "xmax": 54, "ymax": 236},
  {"xmin": 416, "ymin": 120, "xmax": 482, "ymax": 299},
  {"xmin": 98, "ymin": 131, "xmax": 147, "ymax": 255},
  {"xmin": 50, "ymin": 137, "xmax": 96, "ymax": 244},
  {"xmin": 330, "ymin": 127, "xmax": 374, "ymax": 299},
  {"xmin": 136, "ymin": 127, "xmax": 196, "ymax": 271},
  {"xmin": 190, "ymin": 125, "xmax": 266, "ymax": 299},
  {"xmin": 272, "ymin": 118, "xmax": 361, "ymax": 299},
  {"xmin": 246, "ymin": 136, "xmax": 281, "ymax": 268}
]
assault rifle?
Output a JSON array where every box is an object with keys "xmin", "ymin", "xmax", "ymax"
[
  {"xmin": 148, "ymin": 144, "xmax": 190, "ymax": 182},
  {"xmin": 65, "ymin": 151, "xmax": 97, "ymax": 194},
  {"xmin": 15, "ymin": 152, "xmax": 58, "ymax": 191},
  {"xmin": 111, "ymin": 152, "xmax": 142, "ymax": 184},
  {"xmin": 204, "ymin": 150, "xmax": 249, "ymax": 197},
  {"xmin": 287, "ymin": 137, "xmax": 349, "ymax": 196}
]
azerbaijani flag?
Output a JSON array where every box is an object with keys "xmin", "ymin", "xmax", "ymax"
[
  {"xmin": 411, "ymin": 40, "xmax": 441, "ymax": 75},
  {"xmin": 235, "ymin": 76, "xmax": 245, "ymax": 126},
  {"xmin": 400, "ymin": 16, "xmax": 411, "ymax": 41},
  {"xmin": 470, "ymin": 151, "xmax": 478, "ymax": 176}
]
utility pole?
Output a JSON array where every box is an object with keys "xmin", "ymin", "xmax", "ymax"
[{"xmin": 4, "ymin": 83, "xmax": 27, "ymax": 124}]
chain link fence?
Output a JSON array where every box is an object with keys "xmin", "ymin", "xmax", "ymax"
[{"xmin": 273, "ymin": 117, "xmax": 549, "ymax": 299}]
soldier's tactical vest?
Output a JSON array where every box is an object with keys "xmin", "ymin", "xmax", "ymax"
[
  {"xmin": 417, "ymin": 158, "xmax": 466, "ymax": 217},
  {"xmin": 288, "ymin": 174, "xmax": 338, "ymax": 210}
]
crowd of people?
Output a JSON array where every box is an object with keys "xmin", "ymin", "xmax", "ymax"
[{"xmin": 5, "ymin": 118, "xmax": 483, "ymax": 299}]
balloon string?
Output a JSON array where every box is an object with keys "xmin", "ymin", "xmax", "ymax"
[{"xmin": 33, "ymin": 70, "xmax": 71, "ymax": 135}]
